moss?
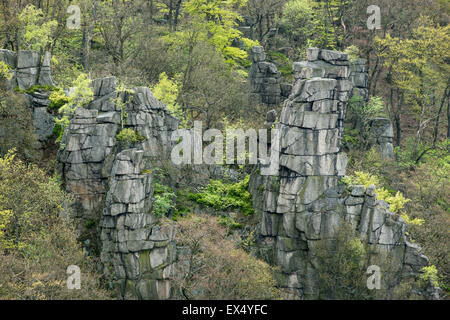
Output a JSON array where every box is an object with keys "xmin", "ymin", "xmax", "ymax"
[
  {"xmin": 139, "ymin": 250, "xmax": 152, "ymax": 274},
  {"xmin": 15, "ymin": 84, "xmax": 61, "ymax": 94},
  {"xmin": 84, "ymin": 219, "xmax": 96, "ymax": 229}
]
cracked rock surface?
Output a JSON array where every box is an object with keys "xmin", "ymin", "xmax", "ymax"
[{"xmin": 249, "ymin": 48, "xmax": 437, "ymax": 299}]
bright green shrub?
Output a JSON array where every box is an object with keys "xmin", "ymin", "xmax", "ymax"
[
  {"xmin": 342, "ymin": 171, "xmax": 422, "ymax": 225},
  {"xmin": 420, "ymin": 265, "xmax": 440, "ymax": 287},
  {"xmin": 116, "ymin": 128, "xmax": 146, "ymax": 143},
  {"xmin": 152, "ymin": 182, "xmax": 176, "ymax": 218},
  {"xmin": 48, "ymin": 89, "xmax": 69, "ymax": 111},
  {"xmin": 188, "ymin": 175, "xmax": 254, "ymax": 215}
]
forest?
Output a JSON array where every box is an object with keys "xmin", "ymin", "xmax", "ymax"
[{"xmin": 0, "ymin": 0, "xmax": 448, "ymax": 301}]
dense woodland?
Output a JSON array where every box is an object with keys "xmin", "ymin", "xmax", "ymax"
[{"xmin": 0, "ymin": 0, "xmax": 448, "ymax": 299}]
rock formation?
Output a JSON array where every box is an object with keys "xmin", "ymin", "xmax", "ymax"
[
  {"xmin": 248, "ymin": 46, "xmax": 292, "ymax": 107},
  {"xmin": 1, "ymin": 48, "xmax": 435, "ymax": 299},
  {"xmin": 249, "ymin": 48, "xmax": 438, "ymax": 299},
  {"xmin": 348, "ymin": 57, "xmax": 394, "ymax": 159},
  {"xmin": 350, "ymin": 58, "xmax": 369, "ymax": 102},
  {"xmin": 57, "ymin": 76, "xmax": 182, "ymax": 299},
  {"xmin": 368, "ymin": 117, "xmax": 395, "ymax": 159},
  {"xmin": 0, "ymin": 49, "xmax": 55, "ymax": 143}
]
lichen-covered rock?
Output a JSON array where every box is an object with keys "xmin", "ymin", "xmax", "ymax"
[
  {"xmin": 0, "ymin": 50, "xmax": 55, "ymax": 143},
  {"xmin": 368, "ymin": 117, "xmax": 395, "ymax": 159},
  {"xmin": 249, "ymin": 48, "xmax": 436, "ymax": 299},
  {"xmin": 248, "ymin": 46, "xmax": 288, "ymax": 106}
]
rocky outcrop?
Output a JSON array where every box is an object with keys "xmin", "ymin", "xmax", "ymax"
[
  {"xmin": 368, "ymin": 117, "xmax": 395, "ymax": 159},
  {"xmin": 348, "ymin": 57, "xmax": 394, "ymax": 159},
  {"xmin": 0, "ymin": 49, "xmax": 54, "ymax": 90},
  {"xmin": 0, "ymin": 49, "xmax": 55, "ymax": 142},
  {"xmin": 350, "ymin": 58, "xmax": 369, "ymax": 102},
  {"xmin": 57, "ymin": 76, "xmax": 183, "ymax": 299},
  {"xmin": 248, "ymin": 46, "xmax": 291, "ymax": 107},
  {"xmin": 249, "ymin": 48, "xmax": 437, "ymax": 299}
]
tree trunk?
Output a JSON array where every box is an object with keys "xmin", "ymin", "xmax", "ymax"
[
  {"xmin": 447, "ymin": 95, "xmax": 450, "ymax": 139},
  {"xmin": 84, "ymin": 0, "xmax": 97, "ymax": 71},
  {"xmin": 433, "ymin": 85, "xmax": 449, "ymax": 147}
]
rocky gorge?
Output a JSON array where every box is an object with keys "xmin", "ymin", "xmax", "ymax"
[{"xmin": 0, "ymin": 47, "xmax": 439, "ymax": 300}]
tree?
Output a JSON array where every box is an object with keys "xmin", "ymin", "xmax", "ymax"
[
  {"xmin": 279, "ymin": 0, "xmax": 314, "ymax": 50},
  {"xmin": 96, "ymin": 0, "xmax": 147, "ymax": 73},
  {"xmin": 167, "ymin": 0, "xmax": 258, "ymax": 67},
  {"xmin": 0, "ymin": 150, "xmax": 111, "ymax": 299},
  {"xmin": 375, "ymin": 17, "xmax": 450, "ymax": 155},
  {"xmin": 18, "ymin": 4, "xmax": 58, "ymax": 52},
  {"xmin": 55, "ymin": 73, "xmax": 93, "ymax": 141},
  {"xmin": 243, "ymin": 0, "xmax": 286, "ymax": 46},
  {"xmin": 173, "ymin": 214, "xmax": 283, "ymax": 299}
]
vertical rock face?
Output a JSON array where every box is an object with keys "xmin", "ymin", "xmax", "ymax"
[
  {"xmin": 249, "ymin": 48, "xmax": 436, "ymax": 299},
  {"xmin": 350, "ymin": 58, "xmax": 369, "ymax": 102},
  {"xmin": 248, "ymin": 46, "xmax": 291, "ymax": 106},
  {"xmin": 348, "ymin": 58, "xmax": 394, "ymax": 159},
  {"xmin": 0, "ymin": 49, "xmax": 55, "ymax": 142},
  {"xmin": 58, "ymin": 77, "xmax": 181, "ymax": 299},
  {"xmin": 368, "ymin": 117, "xmax": 395, "ymax": 159}
]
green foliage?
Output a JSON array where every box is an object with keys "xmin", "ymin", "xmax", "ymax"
[
  {"xmin": 54, "ymin": 73, "xmax": 93, "ymax": 143},
  {"xmin": 188, "ymin": 175, "xmax": 254, "ymax": 215},
  {"xmin": 0, "ymin": 61, "xmax": 12, "ymax": 80},
  {"xmin": 308, "ymin": 0, "xmax": 350, "ymax": 50},
  {"xmin": 344, "ymin": 45, "xmax": 361, "ymax": 63},
  {"xmin": 217, "ymin": 216, "xmax": 242, "ymax": 230},
  {"xmin": 48, "ymin": 89, "xmax": 70, "ymax": 111},
  {"xmin": 18, "ymin": 4, "xmax": 57, "ymax": 51},
  {"xmin": 151, "ymin": 72, "xmax": 187, "ymax": 125},
  {"xmin": 342, "ymin": 170, "xmax": 422, "ymax": 226},
  {"xmin": 268, "ymin": 51, "xmax": 292, "ymax": 78},
  {"xmin": 375, "ymin": 17, "xmax": 450, "ymax": 155},
  {"xmin": 152, "ymin": 72, "xmax": 180, "ymax": 110},
  {"xmin": 0, "ymin": 91, "xmax": 40, "ymax": 161},
  {"xmin": 348, "ymin": 94, "xmax": 387, "ymax": 148},
  {"xmin": 152, "ymin": 182, "xmax": 176, "ymax": 218},
  {"xmin": 376, "ymin": 17, "xmax": 450, "ymax": 108},
  {"xmin": 180, "ymin": 0, "xmax": 259, "ymax": 66},
  {"xmin": 315, "ymin": 222, "xmax": 373, "ymax": 299},
  {"xmin": 420, "ymin": 265, "xmax": 440, "ymax": 287},
  {"xmin": 342, "ymin": 128, "xmax": 361, "ymax": 150},
  {"xmin": 15, "ymin": 84, "xmax": 61, "ymax": 95},
  {"xmin": 0, "ymin": 150, "xmax": 111, "ymax": 299},
  {"xmin": 116, "ymin": 128, "xmax": 146, "ymax": 144}
]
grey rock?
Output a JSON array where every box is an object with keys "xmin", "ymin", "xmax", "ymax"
[{"xmin": 33, "ymin": 107, "xmax": 54, "ymax": 141}]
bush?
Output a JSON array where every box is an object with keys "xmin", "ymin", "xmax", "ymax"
[
  {"xmin": 0, "ymin": 150, "xmax": 111, "ymax": 299},
  {"xmin": 188, "ymin": 175, "xmax": 254, "ymax": 215},
  {"xmin": 48, "ymin": 89, "xmax": 70, "ymax": 112},
  {"xmin": 342, "ymin": 171, "xmax": 422, "ymax": 226},
  {"xmin": 173, "ymin": 214, "xmax": 283, "ymax": 300},
  {"xmin": 0, "ymin": 90, "xmax": 40, "ymax": 161},
  {"xmin": 311, "ymin": 222, "xmax": 375, "ymax": 299},
  {"xmin": 151, "ymin": 182, "xmax": 176, "ymax": 218},
  {"xmin": 54, "ymin": 73, "xmax": 93, "ymax": 142},
  {"xmin": 116, "ymin": 128, "xmax": 146, "ymax": 144}
]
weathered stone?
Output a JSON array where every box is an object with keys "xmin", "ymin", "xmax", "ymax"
[
  {"xmin": 17, "ymin": 50, "xmax": 40, "ymax": 69},
  {"xmin": 33, "ymin": 107, "xmax": 54, "ymax": 141}
]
